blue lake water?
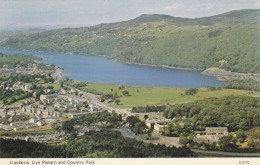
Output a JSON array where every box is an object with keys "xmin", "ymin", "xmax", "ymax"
[{"xmin": 0, "ymin": 48, "xmax": 225, "ymax": 88}]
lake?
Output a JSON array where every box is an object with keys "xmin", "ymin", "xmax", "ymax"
[{"xmin": 0, "ymin": 48, "xmax": 225, "ymax": 88}]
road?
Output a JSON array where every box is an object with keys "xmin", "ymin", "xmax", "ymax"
[
  {"xmin": 152, "ymin": 132, "xmax": 181, "ymax": 148},
  {"xmin": 65, "ymin": 85, "xmax": 132, "ymax": 116},
  {"xmin": 120, "ymin": 123, "xmax": 181, "ymax": 147},
  {"xmin": 120, "ymin": 124, "xmax": 135, "ymax": 139},
  {"xmin": 66, "ymin": 85, "xmax": 260, "ymax": 156}
]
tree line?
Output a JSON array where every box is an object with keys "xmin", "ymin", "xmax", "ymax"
[{"xmin": 0, "ymin": 130, "xmax": 194, "ymax": 158}]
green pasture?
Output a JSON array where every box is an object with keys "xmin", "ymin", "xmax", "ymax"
[{"xmin": 81, "ymin": 83, "xmax": 260, "ymax": 108}]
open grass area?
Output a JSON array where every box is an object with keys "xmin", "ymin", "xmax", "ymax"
[
  {"xmin": 82, "ymin": 83, "xmax": 260, "ymax": 108},
  {"xmin": 37, "ymin": 82, "xmax": 60, "ymax": 90},
  {"xmin": 139, "ymin": 113, "xmax": 163, "ymax": 121}
]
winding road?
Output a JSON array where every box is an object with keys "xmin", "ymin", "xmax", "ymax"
[{"xmin": 66, "ymin": 85, "xmax": 260, "ymax": 157}]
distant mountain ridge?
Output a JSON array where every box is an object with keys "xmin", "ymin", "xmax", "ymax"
[{"xmin": 1, "ymin": 9, "xmax": 260, "ymax": 73}]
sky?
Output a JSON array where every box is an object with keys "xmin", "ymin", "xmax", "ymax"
[{"xmin": 0, "ymin": 0, "xmax": 260, "ymax": 30}]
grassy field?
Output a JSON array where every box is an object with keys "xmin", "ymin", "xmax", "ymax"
[
  {"xmin": 139, "ymin": 113, "xmax": 164, "ymax": 121},
  {"xmin": 81, "ymin": 83, "xmax": 260, "ymax": 108},
  {"xmin": 37, "ymin": 83, "xmax": 60, "ymax": 90}
]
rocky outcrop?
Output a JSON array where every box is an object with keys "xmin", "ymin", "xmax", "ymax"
[{"xmin": 201, "ymin": 68, "xmax": 260, "ymax": 82}]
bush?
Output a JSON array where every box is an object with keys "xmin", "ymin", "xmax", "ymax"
[{"xmin": 185, "ymin": 88, "xmax": 198, "ymax": 95}]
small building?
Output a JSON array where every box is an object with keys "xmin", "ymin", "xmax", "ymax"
[
  {"xmin": 8, "ymin": 115, "xmax": 23, "ymax": 122},
  {"xmin": 20, "ymin": 107, "xmax": 26, "ymax": 112},
  {"xmin": 35, "ymin": 114, "xmax": 43, "ymax": 120},
  {"xmin": 68, "ymin": 112, "xmax": 90, "ymax": 119},
  {"xmin": 59, "ymin": 89, "xmax": 67, "ymax": 95},
  {"xmin": 80, "ymin": 108, "xmax": 88, "ymax": 113},
  {"xmin": 0, "ymin": 113, "xmax": 6, "ymax": 118},
  {"xmin": 13, "ymin": 125, "xmax": 27, "ymax": 131},
  {"xmin": 23, "ymin": 83, "xmax": 33, "ymax": 92},
  {"xmin": 40, "ymin": 94, "xmax": 57, "ymax": 102},
  {"xmin": 65, "ymin": 104, "xmax": 73, "ymax": 110},
  {"xmin": 0, "ymin": 117, "xmax": 6, "ymax": 123},
  {"xmin": 45, "ymin": 116, "xmax": 57, "ymax": 122},
  {"xmin": 37, "ymin": 120, "xmax": 45, "ymax": 126},
  {"xmin": 29, "ymin": 117, "xmax": 38, "ymax": 123},
  {"xmin": 154, "ymin": 123, "xmax": 167, "ymax": 133},
  {"xmin": 54, "ymin": 102, "xmax": 63, "ymax": 109},
  {"xmin": 7, "ymin": 110, "xmax": 16, "ymax": 116},
  {"xmin": 53, "ymin": 111, "xmax": 62, "ymax": 117},
  {"xmin": 10, "ymin": 121, "xmax": 24, "ymax": 126},
  {"xmin": 89, "ymin": 104, "xmax": 101, "ymax": 111},
  {"xmin": 69, "ymin": 109, "xmax": 78, "ymax": 113},
  {"xmin": 36, "ymin": 109, "xmax": 43, "ymax": 115},
  {"xmin": 25, "ymin": 123, "xmax": 37, "ymax": 129},
  {"xmin": 25, "ymin": 136, "xmax": 30, "ymax": 142},
  {"xmin": 42, "ymin": 110, "xmax": 52, "ymax": 116}
]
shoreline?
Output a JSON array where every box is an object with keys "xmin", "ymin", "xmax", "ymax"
[
  {"xmin": 2, "ymin": 47, "xmax": 259, "ymax": 82},
  {"xmin": 123, "ymin": 61, "xmax": 198, "ymax": 71},
  {"xmin": 201, "ymin": 68, "xmax": 260, "ymax": 82},
  {"xmin": 1, "ymin": 47, "xmax": 200, "ymax": 71}
]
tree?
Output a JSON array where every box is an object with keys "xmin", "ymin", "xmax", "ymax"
[
  {"xmin": 47, "ymin": 85, "xmax": 54, "ymax": 89},
  {"xmin": 179, "ymin": 133, "xmax": 193, "ymax": 145},
  {"xmin": 68, "ymin": 131, "xmax": 77, "ymax": 141},
  {"xmin": 147, "ymin": 128, "xmax": 153, "ymax": 140},
  {"xmin": 59, "ymin": 80, "xmax": 64, "ymax": 88},
  {"xmin": 144, "ymin": 115, "xmax": 149, "ymax": 121},
  {"xmin": 133, "ymin": 122, "xmax": 147, "ymax": 134},
  {"xmin": 218, "ymin": 135, "xmax": 234, "ymax": 150},
  {"xmin": 185, "ymin": 88, "xmax": 198, "ymax": 95},
  {"xmin": 127, "ymin": 116, "xmax": 141, "ymax": 128},
  {"xmin": 122, "ymin": 90, "xmax": 130, "ymax": 96},
  {"xmin": 74, "ymin": 91, "xmax": 78, "ymax": 96},
  {"xmin": 115, "ymin": 99, "xmax": 121, "ymax": 105},
  {"xmin": 164, "ymin": 123, "xmax": 173, "ymax": 136},
  {"xmin": 62, "ymin": 121, "xmax": 74, "ymax": 133}
]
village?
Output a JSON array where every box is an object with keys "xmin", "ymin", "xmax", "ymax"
[
  {"xmin": 0, "ymin": 54, "xmax": 231, "ymax": 149},
  {"xmin": 0, "ymin": 58, "xmax": 106, "ymax": 143},
  {"xmin": 0, "ymin": 78, "xmax": 229, "ymax": 145}
]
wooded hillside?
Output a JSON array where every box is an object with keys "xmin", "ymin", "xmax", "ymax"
[{"xmin": 1, "ymin": 9, "xmax": 259, "ymax": 73}]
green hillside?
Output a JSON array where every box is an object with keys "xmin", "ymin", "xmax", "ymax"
[{"xmin": 1, "ymin": 9, "xmax": 259, "ymax": 73}]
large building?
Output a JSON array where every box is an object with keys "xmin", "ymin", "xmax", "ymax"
[
  {"xmin": 145, "ymin": 118, "xmax": 171, "ymax": 133},
  {"xmin": 205, "ymin": 127, "xmax": 228, "ymax": 135},
  {"xmin": 193, "ymin": 127, "xmax": 228, "ymax": 143},
  {"xmin": 194, "ymin": 127, "xmax": 228, "ymax": 136}
]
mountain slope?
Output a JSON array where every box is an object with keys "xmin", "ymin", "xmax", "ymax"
[{"xmin": 1, "ymin": 9, "xmax": 260, "ymax": 73}]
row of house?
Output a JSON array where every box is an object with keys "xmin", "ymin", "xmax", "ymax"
[
  {"xmin": 0, "ymin": 123, "xmax": 12, "ymax": 130},
  {"xmin": 26, "ymin": 131, "xmax": 65, "ymax": 142},
  {"xmin": 20, "ymin": 105, "xmax": 62, "ymax": 118},
  {"xmin": 68, "ymin": 111, "xmax": 98, "ymax": 119},
  {"xmin": 1, "ymin": 81, "xmax": 33, "ymax": 92},
  {"xmin": 13, "ymin": 123, "xmax": 38, "ymax": 131}
]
